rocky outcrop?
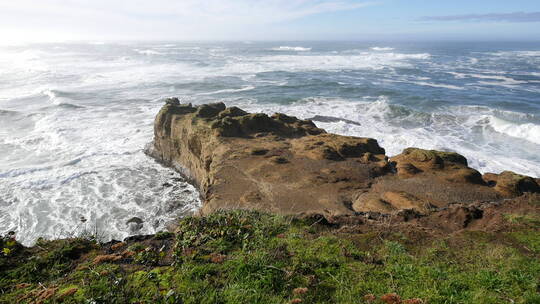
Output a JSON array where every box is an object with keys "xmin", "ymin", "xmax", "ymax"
[
  {"xmin": 148, "ymin": 99, "xmax": 388, "ymax": 216},
  {"xmin": 148, "ymin": 100, "xmax": 540, "ymax": 216},
  {"xmin": 482, "ymin": 171, "xmax": 540, "ymax": 197}
]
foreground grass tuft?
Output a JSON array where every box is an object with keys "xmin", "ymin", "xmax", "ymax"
[{"xmin": 1, "ymin": 209, "xmax": 539, "ymax": 303}]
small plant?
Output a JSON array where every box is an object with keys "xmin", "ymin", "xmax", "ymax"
[
  {"xmin": 129, "ymin": 243, "xmax": 146, "ymax": 252},
  {"xmin": 1, "ymin": 209, "xmax": 539, "ymax": 304},
  {"xmin": 155, "ymin": 231, "xmax": 174, "ymax": 240},
  {"xmin": 133, "ymin": 247, "xmax": 161, "ymax": 265},
  {"xmin": 1, "ymin": 231, "xmax": 19, "ymax": 257},
  {"xmin": 173, "ymin": 210, "xmax": 286, "ymax": 263}
]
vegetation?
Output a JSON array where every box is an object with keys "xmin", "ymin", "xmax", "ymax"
[{"xmin": 1, "ymin": 207, "xmax": 539, "ymax": 304}]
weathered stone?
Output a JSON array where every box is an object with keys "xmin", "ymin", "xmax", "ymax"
[
  {"xmin": 352, "ymin": 192, "xmax": 395, "ymax": 214},
  {"xmin": 380, "ymin": 191, "xmax": 436, "ymax": 214},
  {"xmin": 165, "ymin": 97, "xmax": 180, "ymax": 105},
  {"xmin": 148, "ymin": 102, "xmax": 538, "ymax": 217},
  {"xmin": 493, "ymin": 171, "xmax": 540, "ymax": 197},
  {"xmin": 390, "ymin": 147, "xmax": 484, "ymax": 185},
  {"xmin": 482, "ymin": 172, "xmax": 499, "ymax": 187},
  {"xmin": 217, "ymin": 106, "xmax": 248, "ymax": 119},
  {"xmin": 126, "ymin": 217, "xmax": 143, "ymax": 233},
  {"xmin": 148, "ymin": 102, "xmax": 386, "ymax": 216},
  {"xmin": 195, "ymin": 102, "xmax": 226, "ymax": 118},
  {"xmin": 352, "ymin": 191, "xmax": 435, "ymax": 214}
]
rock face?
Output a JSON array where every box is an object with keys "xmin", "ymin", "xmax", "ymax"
[
  {"xmin": 148, "ymin": 100, "xmax": 540, "ymax": 216},
  {"xmin": 482, "ymin": 171, "xmax": 540, "ymax": 197}
]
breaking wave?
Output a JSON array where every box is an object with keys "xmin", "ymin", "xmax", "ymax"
[
  {"xmin": 371, "ymin": 47, "xmax": 394, "ymax": 51},
  {"xmin": 271, "ymin": 46, "xmax": 312, "ymax": 52},
  {"xmin": 488, "ymin": 116, "xmax": 540, "ymax": 145}
]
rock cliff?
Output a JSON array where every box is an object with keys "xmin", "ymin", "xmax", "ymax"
[{"xmin": 148, "ymin": 99, "xmax": 539, "ymax": 216}]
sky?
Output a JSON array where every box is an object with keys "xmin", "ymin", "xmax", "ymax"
[{"xmin": 0, "ymin": 0, "xmax": 539, "ymax": 43}]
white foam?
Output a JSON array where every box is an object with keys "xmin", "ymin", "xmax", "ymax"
[
  {"xmin": 42, "ymin": 89, "xmax": 74, "ymax": 106},
  {"xmin": 251, "ymin": 52, "xmax": 431, "ymax": 72},
  {"xmin": 134, "ymin": 49, "xmax": 165, "ymax": 55},
  {"xmin": 0, "ymin": 98, "xmax": 202, "ymax": 245},
  {"xmin": 488, "ymin": 116, "xmax": 540, "ymax": 145},
  {"xmin": 490, "ymin": 50, "xmax": 540, "ymax": 57},
  {"xmin": 470, "ymin": 74, "xmax": 526, "ymax": 84},
  {"xmin": 411, "ymin": 81, "xmax": 464, "ymax": 90},
  {"xmin": 371, "ymin": 47, "xmax": 394, "ymax": 51},
  {"xmin": 448, "ymin": 72, "xmax": 528, "ymax": 87},
  {"xmin": 271, "ymin": 46, "xmax": 312, "ymax": 52},
  {"xmin": 448, "ymin": 72, "xmax": 468, "ymax": 79},
  {"xmin": 198, "ymin": 85, "xmax": 255, "ymax": 95}
]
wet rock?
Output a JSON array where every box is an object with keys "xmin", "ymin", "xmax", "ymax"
[
  {"xmin": 307, "ymin": 115, "xmax": 362, "ymax": 126},
  {"xmin": 126, "ymin": 217, "xmax": 143, "ymax": 233}
]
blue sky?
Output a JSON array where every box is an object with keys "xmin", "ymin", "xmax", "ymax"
[
  {"xmin": 289, "ymin": 0, "xmax": 540, "ymax": 40},
  {"xmin": 0, "ymin": 0, "xmax": 539, "ymax": 43}
]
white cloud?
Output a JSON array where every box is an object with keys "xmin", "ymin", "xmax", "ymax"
[
  {"xmin": 0, "ymin": 0, "xmax": 376, "ymax": 42},
  {"xmin": 419, "ymin": 11, "xmax": 540, "ymax": 23}
]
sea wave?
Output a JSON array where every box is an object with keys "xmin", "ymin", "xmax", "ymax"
[
  {"xmin": 253, "ymin": 52, "xmax": 431, "ymax": 72},
  {"xmin": 488, "ymin": 116, "xmax": 540, "ymax": 145},
  {"xmin": 411, "ymin": 81, "xmax": 464, "ymax": 90},
  {"xmin": 134, "ymin": 49, "xmax": 165, "ymax": 55},
  {"xmin": 490, "ymin": 50, "xmax": 540, "ymax": 58},
  {"xmin": 371, "ymin": 47, "xmax": 395, "ymax": 51},
  {"xmin": 42, "ymin": 89, "xmax": 83, "ymax": 108},
  {"xmin": 271, "ymin": 46, "xmax": 312, "ymax": 52},
  {"xmin": 0, "ymin": 109, "xmax": 20, "ymax": 116},
  {"xmin": 0, "ymin": 165, "xmax": 53, "ymax": 178},
  {"xmin": 197, "ymin": 85, "xmax": 256, "ymax": 95}
]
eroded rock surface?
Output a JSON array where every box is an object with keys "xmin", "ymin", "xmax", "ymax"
[{"xmin": 148, "ymin": 100, "xmax": 539, "ymax": 216}]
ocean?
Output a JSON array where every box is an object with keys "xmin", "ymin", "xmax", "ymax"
[{"xmin": 1, "ymin": 41, "xmax": 539, "ymax": 245}]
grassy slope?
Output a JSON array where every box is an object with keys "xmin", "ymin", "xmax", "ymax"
[{"xmin": 1, "ymin": 201, "xmax": 539, "ymax": 304}]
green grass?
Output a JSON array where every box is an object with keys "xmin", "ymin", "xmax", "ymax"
[{"xmin": 1, "ymin": 210, "xmax": 539, "ymax": 304}]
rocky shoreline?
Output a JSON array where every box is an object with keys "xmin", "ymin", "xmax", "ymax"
[
  {"xmin": 1, "ymin": 100, "xmax": 539, "ymax": 303},
  {"xmin": 147, "ymin": 99, "xmax": 539, "ymax": 218}
]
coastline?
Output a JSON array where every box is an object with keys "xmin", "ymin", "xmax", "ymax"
[{"xmin": 1, "ymin": 101, "xmax": 539, "ymax": 303}]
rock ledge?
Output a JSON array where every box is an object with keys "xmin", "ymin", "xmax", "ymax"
[{"xmin": 148, "ymin": 100, "xmax": 539, "ymax": 216}]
